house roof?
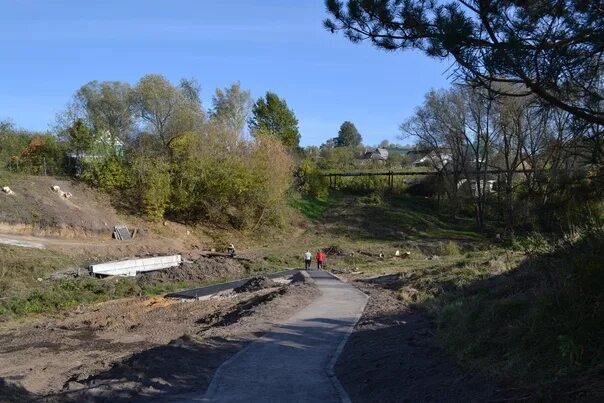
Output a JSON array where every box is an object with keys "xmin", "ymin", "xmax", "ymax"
[{"xmin": 364, "ymin": 148, "xmax": 388, "ymax": 160}]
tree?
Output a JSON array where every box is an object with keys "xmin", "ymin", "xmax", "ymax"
[
  {"xmin": 75, "ymin": 81, "xmax": 134, "ymax": 147},
  {"xmin": 210, "ymin": 82, "xmax": 253, "ymax": 135},
  {"xmin": 134, "ymin": 74, "xmax": 204, "ymax": 151},
  {"xmin": 64, "ymin": 119, "xmax": 96, "ymax": 157},
  {"xmin": 179, "ymin": 78, "xmax": 202, "ymax": 107},
  {"xmin": 0, "ymin": 120, "xmax": 14, "ymax": 132},
  {"xmin": 336, "ymin": 121, "xmax": 362, "ymax": 147},
  {"xmin": 249, "ymin": 92, "xmax": 300, "ymax": 149},
  {"xmin": 401, "ymin": 85, "xmax": 498, "ymax": 229},
  {"xmin": 325, "ymin": 0, "xmax": 604, "ymax": 125}
]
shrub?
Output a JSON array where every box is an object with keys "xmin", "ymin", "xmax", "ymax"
[
  {"xmin": 299, "ymin": 158, "xmax": 329, "ymax": 198},
  {"xmin": 19, "ymin": 134, "xmax": 66, "ymax": 175},
  {"xmin": 440, "ymin": 240, "xmax": 462, "ymax": 256},
  {"xmin": 80, "ymin": 157, "xmax": 130, "ymax": 189},
  {"xmin": 131, "ymin": 155, "xmax": 171, "ymax": 220},
  {"xmin": 168, "ymin": 125, "xmax": 292, "ymax": 229}
]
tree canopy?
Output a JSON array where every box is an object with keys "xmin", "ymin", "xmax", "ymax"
[
  {"xmin": 336, "ymin": 121, "xmax": 362, "ymax": 147},
  {"xmin": 134, "ymin": 74, "xmax": 205, "ymax": 149},
  {"xmin": 249, "ymin": 92, "xmax": 301, "ymax": 149},
  {"xmin": 324, "ymin": 0, "xmax": 604, "ymax": 125},
  {"xmin": 210, "ymin": 82, "xmax": 253, "ymax": 135}
]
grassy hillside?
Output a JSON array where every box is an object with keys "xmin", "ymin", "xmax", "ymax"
[{"xmin": 295, "ymin": 192, "xmax": 602, "ymax": 400}]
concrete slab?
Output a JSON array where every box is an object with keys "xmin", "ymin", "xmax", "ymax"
[{"xmin": 194, "ymin": 270, "xmax": 368, "ymax": 403}]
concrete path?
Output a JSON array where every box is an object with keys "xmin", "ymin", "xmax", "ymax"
[{"xmin": 200, "ymin": 270, "xmax": 367, "ymax": 403}]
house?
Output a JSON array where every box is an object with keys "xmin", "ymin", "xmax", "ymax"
[
  {"xmin": 363, "ymin": 148, "xmax": 389, "ymax": 161},
  {"xmin": 457, "ymin": 178, "xmax": 498, "ymax": 196},
  {"xmin": 407, "ymin": 149, "xmax": 451, "ymax": 169},
  {"xmin": 68, "ymin": 130, "xmax": 124, "ymax": 175}
]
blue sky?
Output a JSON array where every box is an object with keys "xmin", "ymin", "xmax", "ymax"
[{"xmin": 0, "ymin": 0, "xmax": 451, "ymax": 146}]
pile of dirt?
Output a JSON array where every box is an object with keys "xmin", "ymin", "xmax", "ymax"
[
  {"xmin": 234, "ymin": 277, "xmax": 279, "ymax": 293},
  {"xmin": 323, "ymin": 245, "xmax": 346, "ymax": 256},
  {"xmin": 289, "ymin": 271, "xmax": 308, "ymax": 283},
  {"xmin": 363, "ymin": 273, "xmax": 401, "ymax": 285},
  {"xmin": 137, "ymin": 256, "xmax": 245, "ymax": 286}
]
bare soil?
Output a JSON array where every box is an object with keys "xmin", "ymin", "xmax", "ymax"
[
  {"xmin": 137, "ymin": 257, "xmax": 246, "ymax": 287},
  {"xmin": 0, "ymin": 176, "xmax": 120, "ymax": 236},
  {"xmin": 335, "ymin": 281, "xmax": 509, "ymax": 403},
  {"xmin": 0, "ymin": 281, "xmax": 319, "ymax": 402},
  {"xmin": 0, "ymin": 175, "xmax": 214, "ymax": 263}
]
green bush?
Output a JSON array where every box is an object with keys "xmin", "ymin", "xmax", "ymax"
[
  {"xmin": 132, "ymin": 155, "xmax": 171, "ymax": 220},
  {"xmin": 168, "ymin": 126, "xmax": 292, "ymax": 228},
  {"xmin": 80, "ymin": 157, "xmax": 130, "ymax": 189},
  {"xmin": 299, "ymin": 158, "xmax": 329, "ymax": 198}
]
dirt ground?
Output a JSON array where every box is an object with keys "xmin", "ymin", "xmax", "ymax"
[
  {"xmin": 0, "ymin": 279, "xmax": 319, "ymax": 402},
  {"xmin": 0, "ymin": 176, "xmax": 121, "ymax": 236},
  {"xmin": 335, "ymin": 281, "xmax": 509, "ymax": 403},
  {"xmin": 137, "ymin": 256, "xmax": 246, "ymax": 287},
  {"xmin": 0, "ymin": 175, "xmax": 217, "ymax": 263}
]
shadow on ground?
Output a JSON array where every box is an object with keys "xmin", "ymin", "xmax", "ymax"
[
  {"xmin": 340, "ymin": 232, "xmax": 604, "ymax": 402},
  {"xmin": 0, "ymin": 378, "xmax": 38, "ymax": 402},
  {"xmin": 35, "ymin": 335, "xmax": 247, "ymax": 402},
  {"xmin": 334, "ymin": 289, "xmax": 508, "ymax": 403}
]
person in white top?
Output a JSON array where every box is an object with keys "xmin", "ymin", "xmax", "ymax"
[{"xmin": 304, "ymin": 250, "xmax": 312, "ymax": 270}]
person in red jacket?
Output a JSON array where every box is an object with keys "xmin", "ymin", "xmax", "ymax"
[{"xmin": 315, "ymin": 249, "xmax": 325, "ymax": 270}]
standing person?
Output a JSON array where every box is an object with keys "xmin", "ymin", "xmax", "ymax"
[
  {"xmin": 227, "ymin": 244, "xmax": 237, "ymax": 258},
  {"xmin": 315, "ymin": 249, "xmax": 325, "ymax": 270},
  {"xmin": 304, "ymin": 250, "xmax": 312, "ymax": 270}
]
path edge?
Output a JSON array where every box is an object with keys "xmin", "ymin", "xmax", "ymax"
[
  {"xmin": 324, "ymin": 271, "xmax": 369, "ymax": 403},
  {"xmin": 201, "ymin": 270, "xmax": 318, "ymax": 402}
]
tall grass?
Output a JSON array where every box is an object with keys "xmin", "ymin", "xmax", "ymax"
[{"xmin": 430, "ymin": 228, "xmax": 604, "ymax": 398}]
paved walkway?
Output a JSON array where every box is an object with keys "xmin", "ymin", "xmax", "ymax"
[{"xmin": 200, "ymin": 270, "xmax": 367, "ymax": 403}]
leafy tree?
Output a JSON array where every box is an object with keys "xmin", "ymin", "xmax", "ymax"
[
  {"xmin": 210, "ymin": 82, "xmax": 253, "ymax": 134},
  {"xmin": 168, "ymin": 123, "xmax": 293, "ymax": 228},
  {"xmin": 134, "ymin": 74, "xmax": 204, "ymax": 150},
  {"xmin": 64, "ymin": 119, "xmax": 96, "ymax": 157},
  {"xmin": 325, "ymin": 0, "xmax": 604, "ymax": 125},
  {"xmin": 131, "ymin": 155, "xmax": 171, "ymax": 220},
  {"xmin": 0, "ymin": 120, "xmax": 14, "ymax": 132},
  {"xmin": 336, "ymin": 121, "xmax": 362, "ymax": 147},
  {"xmin": 0, "ymin": 122, "xmax": 29, "ymax": 167},
  {"xmin": 321, "ymin": 138, "xmax": 337, "ymax": 149},
  {"xmin": 20, "ymin": 135, "xmax": 65, "ymax": 175},
  {"xmin": 179, "ymin": 78, "xmax": 202, "ymax": 107},
  {"xmin": 75, "ymin": 81, "xmax": 134, "ymax": 147},
  {"xmin": 249, "ymin": 92, "xmax": 300, "ymax": 149}
]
